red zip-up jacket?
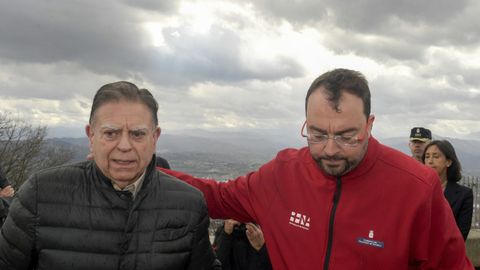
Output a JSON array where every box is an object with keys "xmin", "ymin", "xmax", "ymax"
[{"xmin": 162, "ymin": 137, "xmax": 473, "ymax": 270}]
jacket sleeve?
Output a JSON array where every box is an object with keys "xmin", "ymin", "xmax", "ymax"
[
  {"xmin": 0, "ymin": 176, "xmax": 37, "ymax": 270},
  {"xmin": 254, "ymin": 245, "xmax": 273, "ymax": 270},
  {"xmin": 187, "ymin": 203, "xmax": 221, "ymax": 270},
  {"xmin": 457, "ymin": 188, "xmax": 474, "ymax": 241},
  {"xmin": 0, "ymin": 166, "xmax": 10, "ymax": 188},
  {"xmin": 212, "ymin": 225, "xmax": 233, "ymax": 270},
  {"xmin": 411, "ymin": 174, "xmax": 474, "ymax": 269},
  {"xmin": 0, "ymin": 199, "xmax": 7, "ymax": 225},
  {"xmin": 160, "ymin": 159, "xmax": 277, "ymax": 223}
]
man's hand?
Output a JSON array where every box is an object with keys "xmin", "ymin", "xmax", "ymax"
[
  {"xmin": 0, "ymin": 185, "xmax": 14, "ymax": 198},
  {"xmin": 245, "ymin": 222, "xmax": 265, "ymax": 251},
  {"xmin": 223, "ymin": 219, "xmax": 241, "ymax": 235}
]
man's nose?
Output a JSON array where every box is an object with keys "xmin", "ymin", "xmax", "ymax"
[
  {"xmin": 117, "ymin": 133, "xmax": 132, "ymax": 151},
  {"xmin": 323, "ymin": 138, "xmax": 340, "ymax": 156}
]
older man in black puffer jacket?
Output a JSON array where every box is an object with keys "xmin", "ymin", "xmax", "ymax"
[{"xmin": 0, "ymin": 81, "xmax": 219, "ymax": 270}]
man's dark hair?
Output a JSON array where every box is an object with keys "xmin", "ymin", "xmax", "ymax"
[
  {"xmin": 422, "ymin": 140, "xmax": 462, "ymax": 182},
  {"xmin": 305, "ymin": 68, "xmax": 371, "ymax": 119},
  {"xmin": 89, "ymin": 81, "xmax": 158, "ymax": 126}
]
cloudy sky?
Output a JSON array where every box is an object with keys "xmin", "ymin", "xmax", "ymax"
[{"xmin": 1, "ymin": 0, "xmax": 479, "ymax": 140}]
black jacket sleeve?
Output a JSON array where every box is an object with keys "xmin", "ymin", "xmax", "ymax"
[
  {"xmin": 254, "ymin": 245, "xmax": 273, "ymax": 270},
  {"xmin": 0, "ymin": 166, "xmax": 10, "ymax": 189},
  {"xmin": 213, "ymin": 224, "xmax": 273, "ymax": 270},
  {"xmin": 0, "ymin": 175, "xmax": 37, "ymax": 270},
  {"xmin": 457, "ymin": 188, "xmax": 474, "ymax": 240},
  {"xmin": 0, "ymin": 199, "xmax": 8, "ymax": 226},
  {"xmin": 213, "ymin": 226, "xmax": 233, "ymax": 270},
  {"xmin": 186, "ymin": 205, "xmax": 221, "ymax": 270}
]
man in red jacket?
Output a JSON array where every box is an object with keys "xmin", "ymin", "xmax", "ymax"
[{"xmin": 163, "ymin": 68, "xmax": 473, "ymax": 270}]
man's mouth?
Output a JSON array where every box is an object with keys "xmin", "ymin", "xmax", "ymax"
[
  {"xmin": 322, "ymin": 158, "xmax": 344, "ymax": 166},
  {"xmin": 112, "ymin": 159, "xmax": 135, "ymax": 166}
]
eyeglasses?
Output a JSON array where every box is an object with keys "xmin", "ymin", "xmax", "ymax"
[{"xmin": 301, "ymin": 121, "xmax": 365, "ymax": 148}]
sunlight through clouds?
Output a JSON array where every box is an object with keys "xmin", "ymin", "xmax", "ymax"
[{"xmin": 0, "ymin": 0, "xmax": 479, "ymax": 139}]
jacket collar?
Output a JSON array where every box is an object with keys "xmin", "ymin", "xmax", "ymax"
[
  {"xmin": 443, "ymin": 181, "xmax": 461, "ymax": 205},
  {"xmin": 91, "ymin": 155, "xmax": 157, "ymax": 191}
]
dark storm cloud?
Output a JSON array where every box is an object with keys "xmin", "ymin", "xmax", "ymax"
[
  {"xmin": 322, "ymin": 0, "xmax": 469, "ymax": 33},
  {"xmin": 322, "ymin": 31, "xmax": 427, "ymax": 62},
  {"xmin": 0, "ymin": 1, "xmax": 140, "ymax": 64},
  {"xmin": 1, "ymin": 0, "xmax": 478, "ymax": 139},
  {"xmin": 0, "ymin": 0, "xmax": 304, "ymax": 96},
  {"xmin": 248, "ymin": 0, "xmax": 468, "ymax": 28},
  {"xmin": 120, "ymin": 0, "xmax": 179, "ymax": 12},
  {"xmin": 142, "ymin": 24, "xmax": 304, "ymax": 85},
  {"xmin": 0, "ymin": 60, "xmax": 119, "ymax": 99},
  {"xmin": 0, "ymin": 0, "xmax": 156, "ymax": 90}
]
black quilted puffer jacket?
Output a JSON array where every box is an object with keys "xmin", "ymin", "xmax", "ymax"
[{"xmin": 0, "ymin": 158, "xmax": 218, "ymax": 270}]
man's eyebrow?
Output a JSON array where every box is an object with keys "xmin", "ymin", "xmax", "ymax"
[
  {"xmin": 128, "ymin": 126, "xmax": 149, "ymax": 132},
  {"xmin": 309, "ymin": 125, "xmax": 358, "ymax": 135},
  {"xmin": 99, "ymin": 124, "xmax": 121, "ymax": 131}
]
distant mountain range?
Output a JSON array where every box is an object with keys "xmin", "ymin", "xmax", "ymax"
[{"xmin": 47, "ymin": 129, "xmax": 480, "ymax": 177}]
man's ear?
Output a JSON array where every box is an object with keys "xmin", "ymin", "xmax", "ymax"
[
  {"xmin": 85, "ymin": 124, "xmax": 94, "ymax": 147},
  {"xmin": 153, "ymin": 127, "xmax": 162, "ymax": 142},
  {"xmin": 367, "ymin": 114, "xmax": 375, "ymax": 136},
  {"xmin": 85, "ymin": 124, "xmax": 90, "ymax": 136},
  {"xmin": 85, "ymin": 124, "xmax": 93, "ymax": 139},
  {"xmin": 153, "ymin": 127, "xmax": 161, "ymax": 145}
]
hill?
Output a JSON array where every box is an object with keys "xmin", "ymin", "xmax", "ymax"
[{"xmin": 48, "ymin": 130, "xmax": 480, "ymax": 177}]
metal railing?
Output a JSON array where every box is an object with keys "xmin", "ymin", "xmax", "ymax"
[{"xmin": 459, "ymin": 175, "xmax": 480, "ymax": 230}]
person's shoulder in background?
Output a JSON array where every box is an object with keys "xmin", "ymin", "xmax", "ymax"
[{"xmin": 155, "ymin": 156, "xmax": 171, "ymax": 169}]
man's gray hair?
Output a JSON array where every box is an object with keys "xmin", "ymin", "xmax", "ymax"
[{"xmin": 89, "ymin": 81, "xmax": 158, "ymax": 126}]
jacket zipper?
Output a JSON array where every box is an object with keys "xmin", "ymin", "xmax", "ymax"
[{"xmin": 323, "ymin": 176, "xmax": 342, "ymax": 270}]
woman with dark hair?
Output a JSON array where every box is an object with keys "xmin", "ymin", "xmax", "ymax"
[{"xmin": 423, "ymin": 140, "xmax": 474, "ymax": 240}]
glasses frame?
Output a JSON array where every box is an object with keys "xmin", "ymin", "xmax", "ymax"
[{"xmin": 300, "ymin": 121, "xmax": 367, "ymax": 148}]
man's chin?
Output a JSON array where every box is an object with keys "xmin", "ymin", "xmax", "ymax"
[
  {"xmin": 318, "ymin": 161, "xmax": 347, "ymax": 177},
  {"xmin": 109, "ymin": 172, "xmax": 139, "ymax": 185}
]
